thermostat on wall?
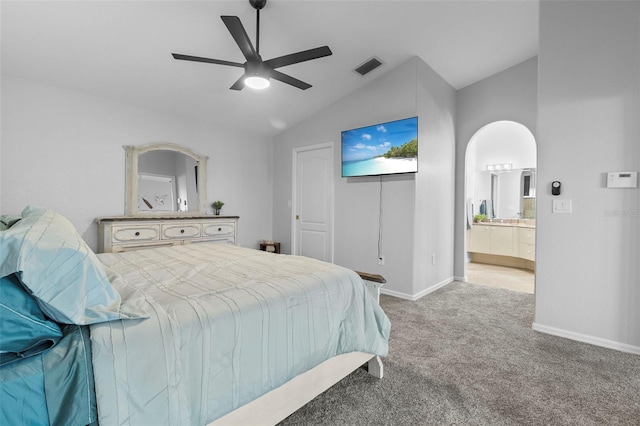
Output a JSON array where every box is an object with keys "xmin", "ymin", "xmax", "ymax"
[{"xmin": 607, "ymin": 171, "xmax": 638, "ymax": 188}]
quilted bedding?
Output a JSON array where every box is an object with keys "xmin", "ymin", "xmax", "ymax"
[{"xmin": 91, "ymin": 243, "xmax": 390, "ymax": 425}]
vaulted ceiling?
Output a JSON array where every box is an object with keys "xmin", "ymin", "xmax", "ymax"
[{"xmin": 1, "ymin": 1, "xmax": 539, "ymax": 136}]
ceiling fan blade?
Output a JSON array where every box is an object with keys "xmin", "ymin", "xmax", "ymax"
[
  {"xmin": 271, "ymin": 70, "xmax": 312, "ymax": 90},
  {"xmin": 221, "ymin": 15, "xmax": 259, "ymax": 62},
  {"xmin": 264, "ymin": 46, "xmax": 332, "ymax": 69},
  {"xmin": 230, "ymin": 75, "xmax": 246, "ymax": 91},
  {"xmin": 172, "ymin": 53, "xmax": 244, "ymax": 68}
]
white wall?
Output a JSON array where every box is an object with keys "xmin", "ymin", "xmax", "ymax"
[
  {"xmin": 535, "ymin": 1, "xmax": 640, "ymax": 352},
  {"xmin": 1, "ymin": 76, "xmax": 274, "ymax": 251},
  {"xmin": 412, "ymin": 58, "xmax": 457, "ymax": 297},
  {"xmin": 273, "ymin": 57, "xmax": 456, "ymax": 298},
  {"xmin": 454, "ymin": 57, "xmax": 538, "ymax": 279}
]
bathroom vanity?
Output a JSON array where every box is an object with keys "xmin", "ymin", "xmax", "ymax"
[{"xmin": 467, "ymin": 220, "xmax": 535, "ymax": 271}]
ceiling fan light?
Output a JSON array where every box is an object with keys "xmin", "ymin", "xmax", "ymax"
[{"xmin": 244, "ymin": 75, "xmax": 270, "ymax": 89}]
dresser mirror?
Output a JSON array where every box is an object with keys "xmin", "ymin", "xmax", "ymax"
[{"xmin": 124, "ymin": 143, "xmax": 207, "ymax": 215}]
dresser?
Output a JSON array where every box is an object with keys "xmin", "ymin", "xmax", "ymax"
[{"xmin": 96, "ymin": 215, "xmax": 238, "ymax": 253}]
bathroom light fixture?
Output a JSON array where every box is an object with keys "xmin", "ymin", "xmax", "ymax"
[{"xmin": 486, "ymin": 163, "xmax": 513, "ymax": 172}]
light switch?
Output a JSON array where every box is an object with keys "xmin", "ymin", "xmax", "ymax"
[{"xmin": 552, "ymin": 199, "xmax": 572, "ymax": 214}]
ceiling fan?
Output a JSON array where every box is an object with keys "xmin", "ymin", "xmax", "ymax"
[{"xmin": 172, "ymin": 0, "xmax": 332, "ymax": 91}]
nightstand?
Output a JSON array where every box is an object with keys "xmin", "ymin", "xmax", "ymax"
[
  {"xmin": 259, "ymin": 242, "xmax": 281, "ymax": 253},
  {"xmin": 355, "ymin": 271, "xmax": 386, "ymax": 304}
]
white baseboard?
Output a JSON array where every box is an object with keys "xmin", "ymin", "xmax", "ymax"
[
  {"xmin": 380, "ymin": 276, "xmax": 454, "ymax": 301},
  {"xmin": 532, "ymin": 322, "xmax": 640, "ymax": 355}
]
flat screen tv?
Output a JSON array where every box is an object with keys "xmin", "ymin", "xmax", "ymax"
[{"xmin": 341, "ymin": 116, "xmax": 418, "ymax": 177}]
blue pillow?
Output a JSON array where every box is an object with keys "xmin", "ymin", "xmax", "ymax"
[
  {"xmin": 0, "ymin": 206, "xmax": 143, "ymax": 325},
  {"xmin": 0, "ymin": 274, "xmax": 63, "ymax": 366}
]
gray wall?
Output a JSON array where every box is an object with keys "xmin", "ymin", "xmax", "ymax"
[
  {"xmin": 535, "ymin": 1, "xmax": 640, "ymax": 351},
  {"xmin": 1, "ymin": 76, "xmax": 274, "ymax": 251},
  {"xmin": 273, "ymin": 57, "xmax": 456, "ymax": 299}
]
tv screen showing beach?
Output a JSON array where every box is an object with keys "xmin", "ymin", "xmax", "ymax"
[{"xmin": 341, "ymin": 116, "xmax": 418, "ymax": 177}]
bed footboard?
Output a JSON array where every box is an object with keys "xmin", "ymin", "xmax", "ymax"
[
  {"xmin": 368, "ymin": 354, "xmax": 384, "ymax": 378},
  {"xmin": 209, "ymin": 352, "xmax": 382, "ymax": 426}
]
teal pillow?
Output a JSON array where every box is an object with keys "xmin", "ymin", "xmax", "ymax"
[
  {"xmin": 0, "ymin": 206, "xmax": 141, "ymax": 325},
  {"xmin": 0, "ymin": 274, "xmax": 63, "ymax": 366},
  {"xmin": 0, "ymin": 214, "xmax": 21, "ymax": 230}
]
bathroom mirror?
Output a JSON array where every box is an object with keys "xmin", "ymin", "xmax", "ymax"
[
  {"xmin": 477, "ymin": 168, "xmax": 536, "ymax": 219},
  {"xmin": 124, "ymin": 143, "xmax": 207, "ymax": 215}
]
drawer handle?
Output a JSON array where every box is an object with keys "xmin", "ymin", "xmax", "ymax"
[
  {"xmin": 135, "ymin": 231, "xmax": 140, "ymax": 236},
  {"xmin": 218, "ymin": 227, "xmax": 222, "ymax": 231},
  {"xmin": 180, "ymin": 229, "xmax": 185, "ymax": 234}
]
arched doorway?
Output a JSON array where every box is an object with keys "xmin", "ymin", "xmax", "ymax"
[{"xmin": 464, "ymin": 121, "xmax": 537, "ymax": 293}]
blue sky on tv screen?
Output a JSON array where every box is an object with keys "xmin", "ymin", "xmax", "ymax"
[{"xmin": 341, "ymin": 117, "xmax": 418, "ymax": 162}]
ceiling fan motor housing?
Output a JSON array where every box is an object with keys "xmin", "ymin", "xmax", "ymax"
[
  {"xmin": 245, "ymin": 61, "xmax": 271, "ymax": 78},
  {"xmin": 249, "ymin": 0, "xmax": 267, "ymax": 11}
]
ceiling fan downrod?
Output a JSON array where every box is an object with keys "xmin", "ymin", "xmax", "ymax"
[{"xmin": 250, "ymin": 0, "xmax": 267, "ymax": 56}]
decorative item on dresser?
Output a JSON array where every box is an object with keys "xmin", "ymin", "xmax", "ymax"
[
  {"xmin": 96, "ymin": 215, "xmax": 238, "ymax": 253},
  {"xmin": 211, "ymin": 200, "xmax": 225, "ymax": 215}
]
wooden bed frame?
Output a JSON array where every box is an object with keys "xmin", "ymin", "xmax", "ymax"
[{"xmin": 210, "ymin": 353, "xmax": 383, "ymax": 425}]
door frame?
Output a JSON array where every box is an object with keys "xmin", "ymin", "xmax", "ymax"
[
  {"xmin": 291, "ymin": 142, "xmax": 335, "ymax": 262},
  {"xmin": 463, "ymin": 120, "xmax": 537, "ymax": 287}
]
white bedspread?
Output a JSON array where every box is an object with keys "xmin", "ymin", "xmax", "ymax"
[{"xmin": 90, "ymin": 243, "xmax": 390, "ymax": 425}]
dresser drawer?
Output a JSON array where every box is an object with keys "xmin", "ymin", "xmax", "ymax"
[
  {"xmin": 161, "ymin": 223, "xmax": 201, "ymax": 240},
  {"xmin": 112, "ymin": 225, "xmax": 160, "ymax": 243},
  {"xmin": 202, "ymin": 222, "xmax": 235, "ymax": 238}
]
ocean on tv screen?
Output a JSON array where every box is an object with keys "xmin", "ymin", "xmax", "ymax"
[{"xmin": 343, "ymin": 157, "xmax": 417, "ymax": 177}]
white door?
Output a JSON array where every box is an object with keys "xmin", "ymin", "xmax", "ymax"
[{"xmin": 293, "ymin": 144, "xmax": 333, "ymax": 262}]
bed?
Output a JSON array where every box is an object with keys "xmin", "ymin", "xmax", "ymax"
[{"xmin": 0, "ymin": 206, "xmax": 391, "ymax": 425}]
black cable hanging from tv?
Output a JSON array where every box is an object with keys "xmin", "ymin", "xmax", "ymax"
[{"xmin": 378, "ymin": 175, "xmax": 383, "ymax": 261}]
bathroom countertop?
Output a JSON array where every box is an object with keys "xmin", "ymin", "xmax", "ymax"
[{"xmin": 473, "ymin": 220, "xmax": 536, "ymax": 229}]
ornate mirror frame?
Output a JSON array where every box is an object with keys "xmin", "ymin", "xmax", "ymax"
[{"xmin": 124, "ymin": 143, "xmax": 208, "ymax": 216}]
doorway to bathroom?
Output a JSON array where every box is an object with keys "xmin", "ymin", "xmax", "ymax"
[{"xmin": 464, "ymin": 120, "xmax": 536, "ymax": 293}]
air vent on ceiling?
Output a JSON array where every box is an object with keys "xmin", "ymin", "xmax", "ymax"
[{"xmin": 354, "ymin": 57, "xmax": 384, "ymax": 76}]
